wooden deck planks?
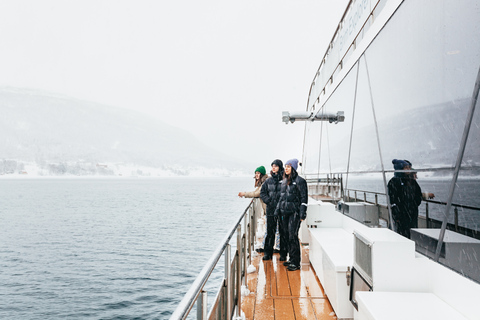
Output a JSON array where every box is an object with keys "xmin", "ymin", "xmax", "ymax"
[
  {"xmin": 253, "ymin": 299, "xmax": 275, "ymax": 320},
  {"xmin": 242, "ymin": 253, "xmax": 261, "ymax": 320},
  {"xmin": 292, "ymin": 298, "xmax": 319, "ymax": 319},
  {"xmin": 274, "ymin": 257, "xmax": 292, "ymax": 297},
  {"xmin": 241, "ymin": 247, "xmax": 337, "ymax": 320},
  {"xmin": 310, "ymin": 299, "xmax": 336, "ymax": 320}
]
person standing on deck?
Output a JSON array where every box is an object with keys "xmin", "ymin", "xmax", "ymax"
[
  {"xmin": 238, "ymin": 166, "xmax": 268, "ymax": 215},
  {"xmin": 260, "ymin": 160, "xmax": 284, "ymax": 261},
  {"xmin": 388, "ymin": 159, "xmax": 434, "ymax": 239},
  {"xmin": 275, "ymin": 159, "xmax": 308, "ymax": 271}
]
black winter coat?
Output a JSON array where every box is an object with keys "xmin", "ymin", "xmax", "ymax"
[
  {"xmin": 275, "ymin": 172, "xmax": 308, "ymax": 220},
  {"xmin": 387, "ymin": 176, "xmax": 422, "ymax": 227},
  {"xmin": 260, "ymin": 172, "xmax": 283, "ymax": 216}
]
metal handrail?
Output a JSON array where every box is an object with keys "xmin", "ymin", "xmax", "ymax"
[
  {"xmin": 343, "ymin": 188, "xmax": 480, "ymax": 239},
  {"xmin": 345, "ymin": 188, "xmax": 480, "ymax": 212},
  {"xmin": 304, "ymin": 166, "xmax": 480, "ymax": 176},
  {"xmin": 169, "ymin": 199, "xmax": 257, "ymax": 320}
]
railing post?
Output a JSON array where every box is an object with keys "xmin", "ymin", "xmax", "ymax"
[
  {"xmin": 340, "ymin": 174, "xmax": 344, "ymax": 198},
  {"xmin": 364, "ymin": 192, "xmax": 367, "ymax": 202},
  {"xmin": 236, "ymin": 224, "xmax": 242, "ymax": 318},
  {"xmin": 354, "ymin": 191, "xmax": 357, "ymax": 202},
  {"xmin": 244, "ymin": 215, "xmax": 248, "ymax": 285},
  {"xmin": 250, "ymin": 206, "xmax": 254, "ymax": 260},
  {"xmin": 217, "ymin": 286, "xmax": 223, "ymax": 320},
  {"xmin": 454, "ymin": 207, "xmax": 459, "ymax": 232},
  {"xmin": 375, "ymin": 193, "xmax": 378, "ymax": 206},
  {"xmin": 225, "ymin": 244, "xmax": 231, "ymax": 320},
  {"xmin": 327, "ymin": 174, "xmax": 330, "ymax": 196},
  {"xmin": 196, "ymin": 290, "xmax": 207, "ymax": 320},
  {"xmin": 425, "ymin": 202, "xmax": 429, "ymax": 229}
]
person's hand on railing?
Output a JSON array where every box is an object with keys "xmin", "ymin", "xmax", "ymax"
[{"xmin": 422, "ymin": 192, "xmax": 435, "ymax": 200}]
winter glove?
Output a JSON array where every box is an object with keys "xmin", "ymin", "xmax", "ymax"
[{"xmin": 300, "ymin": 204, "xmax": 307, "ymax": 220}]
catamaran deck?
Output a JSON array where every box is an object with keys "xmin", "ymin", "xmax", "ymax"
[{"xmin": 241, "ymin": 245, "xmax": 337, "ymax": 320}]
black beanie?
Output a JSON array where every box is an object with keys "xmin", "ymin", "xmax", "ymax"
[{"xmin": 271, "ymin": 159, "xmax": 283, "ymax": 170}]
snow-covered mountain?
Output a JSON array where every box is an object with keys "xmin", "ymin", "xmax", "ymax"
[
  {"xmin": 0, "ymin": 87, "xmax": 250, "ymax": 177},
  {"xmin": 326, "ymin": 99, "xmax": 480, "ymax": 175}
]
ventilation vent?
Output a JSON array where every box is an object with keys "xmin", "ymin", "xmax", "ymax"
[{"xmin": 353, "ymin": 232, "xmax": 373, "ymax": 287}]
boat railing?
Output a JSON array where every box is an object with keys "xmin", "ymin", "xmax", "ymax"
[
  {"xmin": 305, "ymin": 173, "xmax": 343, "ymax": 200},
  {"xmin": 344, "ymin": 188, "xmax": 480, "ymax": 240},
  {"xmin": 169, "ymin": 199, "xmax": 258, "ymax": 320}
]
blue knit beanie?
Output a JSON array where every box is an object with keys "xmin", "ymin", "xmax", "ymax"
[
  {"xmin": 392, "ymin": 159, "xmax": 409, "ymax": 170},
  {"xmin": 285, "ymin": 159, "xmax": 299, "ymax": 171}
]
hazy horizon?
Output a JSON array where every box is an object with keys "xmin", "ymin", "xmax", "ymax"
[{"xmin": 0, "ymin": 0, "xmax": 349, "ymax": 165}]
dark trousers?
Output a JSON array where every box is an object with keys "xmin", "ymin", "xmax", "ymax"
[
  {"xmin": 395, "ymin": 219, "xmax": 416, "ymax": 239},
  {"xmin": 264, "ymin": 215, "xmax": 285, "ymax": 256},
  {"xmin": 279, "ymin": 212, "xmax": 302, "ymax": 266}
]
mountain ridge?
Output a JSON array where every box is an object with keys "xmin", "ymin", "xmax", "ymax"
[{"xmin": 0, "ymin": 87, "xmax": 251, "ymax": 176}]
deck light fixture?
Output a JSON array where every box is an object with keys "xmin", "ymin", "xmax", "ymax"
[{"xmin": 282, "ymin": 111, "xmax": 345, "ymax": 124}]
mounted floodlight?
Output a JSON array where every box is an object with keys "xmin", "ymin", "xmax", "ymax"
[{"xmin": 282, "ymin": 111, "xmax": 345, "ymax": 124}]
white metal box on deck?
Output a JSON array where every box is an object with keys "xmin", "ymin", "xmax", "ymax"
[
  {"xmin": 411, "ymin": 228, "xmax": 480, "ymax": 283},
  {"xmin": 307, "ymin": 201, "xmax": 339, "ymax": 227},
  {"xmin": 353, "ymin": 228, "xmax": 416, "ymax": 291},
  {"xmin": 355, "ymin": 292, "xmax": 469, "ymax": 320},
  {"xmin": 338, "ymin": 201, "xmax": 379, "ymax": 226},
  {"xmin": 308, "ymin": 207, "xmax": 355, "ymax": 319},
  {"xmin": 300, "ymin": 200, "xmax": 339, "ymax": 244},
  {"xmin": 310, "ymin": 228, "xmax": 354, "ymax": 319}
]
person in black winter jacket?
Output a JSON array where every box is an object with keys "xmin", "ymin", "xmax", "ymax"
[
  {"xmin": 388, "ymin": 159, "xmax": 423, "ymax": 239},
  {"xmin": 275, "ymin": 159, "xmax": 308, "ymax": 271},
  {"xmin": 260, "ymin": 159, "xmax": 284, "ymax": 261}
]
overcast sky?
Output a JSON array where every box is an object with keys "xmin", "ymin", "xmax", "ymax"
[{"xmin": 0, "ymin": 0, "xmax": 348, "ymax": 168}]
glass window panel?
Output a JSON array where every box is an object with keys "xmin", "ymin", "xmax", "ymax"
[
  {"xmin": 453, "ymin": 96, "xmax": 480, "ymax": 230},
  {"xmin": 414, "ymin": 171, "xmax": 456, "ymax": 224},
  {"xmin": 363, "ymin": 0, "xmax": 480, "ymax": 171},
  {"xmin": 302, "ymin": 121, "xmax": 322, "ymax": 178},
  {"xmin": 316, "ymin": 63, "xmax": 359, "ymax": 174},
  {"xmin": 345, "ymin": 172, "xmax": 387, "ymax": 206},
  {"xmin": 461, "ymin": 93, "xmax": 480, "ymax": 175},
  {"xmin": 345, "ymin": 56, "xmax": 382, "ymax": 174}
]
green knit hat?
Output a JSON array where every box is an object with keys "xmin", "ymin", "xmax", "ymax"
[{"xmin": 255, "ymin": 166, "xmax": 266, "ymax": 175}]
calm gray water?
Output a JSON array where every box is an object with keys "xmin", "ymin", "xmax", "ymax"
[
  {"xmin": 2, "ymin": 177, "xmax": 479, "ymax": 320},
  {"xmin": 0, "ymin": 177, "xmax": 253, "ymax": 320}
]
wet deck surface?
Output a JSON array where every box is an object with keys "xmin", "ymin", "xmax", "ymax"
[
  {"xmin": 242, "ymin": 246, "xmax": 337, "ymax": 320},
  {"xmin": 310, "ymin": 195, "xmax": 335, "ymax": 202}
]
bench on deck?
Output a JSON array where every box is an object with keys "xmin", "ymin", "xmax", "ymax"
[
  {"xmin": 309, "ymin": 228, "xmax": 354, "ymax": 319},
  {"xmin": 306, "ymin": 199, "xmax": 370, "ymax": 319},
  {"xmin": 352, "ymin": 251, "xmax": 480, "ymax": 320},
  {"xmin": 355, "ymin": 292, "xmax": 468, "ymax": 320}
]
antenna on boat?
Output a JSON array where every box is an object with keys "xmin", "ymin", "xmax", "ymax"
[{"xmin": 282, "ymin": 110, "xmax": 345, "ymax": 124}]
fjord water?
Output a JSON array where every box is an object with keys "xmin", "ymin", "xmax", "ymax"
[{"xmin": 0, "ymin": 177, "xmax": 252, "ymax": 320}]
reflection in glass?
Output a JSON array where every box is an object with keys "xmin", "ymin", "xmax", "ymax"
[{"xmin": 364, "ymin": 0, "xmax": 480, "ymax": 170}]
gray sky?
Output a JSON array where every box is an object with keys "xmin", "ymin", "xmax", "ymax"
[{"xmin": 0, "ymin": 0, "xmax": 348, "ymax": 167}]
